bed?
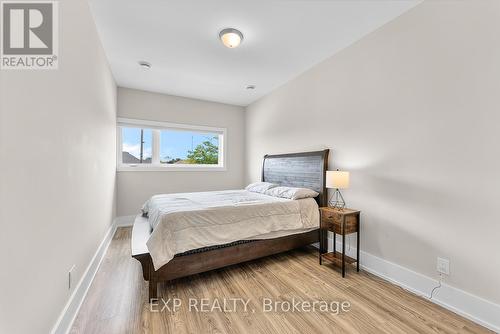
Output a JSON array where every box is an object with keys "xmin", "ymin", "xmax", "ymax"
[{"xmin": 131, "ymin": 149, "xmax": 329, "ymax": 300}]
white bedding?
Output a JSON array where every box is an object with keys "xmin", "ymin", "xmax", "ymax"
[{"xmin": 143, "ymin": 190, "xmax": 319, "ymax": 270}]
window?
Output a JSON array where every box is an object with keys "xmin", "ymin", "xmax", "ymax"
[
  {"xmin": 117, "ymin": 118, "xmax": 225, "ymax": 171},
  {"xmin": 121, "ymin": 128, "xmax": 152, "ymax": 164},
  {"xmin": 159, "ymin": 130, "xmax": 219, "ymax": 165}
]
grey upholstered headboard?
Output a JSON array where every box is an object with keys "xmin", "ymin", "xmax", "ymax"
[{"xmin": 261, "ymin": 149, "xmax": 329, "ymax": 206}]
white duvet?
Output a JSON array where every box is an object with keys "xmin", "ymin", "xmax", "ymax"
[{"xmin": 143, "ymin": 190, "xmax": 319, "ymax": 270}]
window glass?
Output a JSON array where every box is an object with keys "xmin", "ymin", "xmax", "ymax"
[
  {"xmin": 160, "ymin": 130, "xmax": 219, "ymax": 165},
  {"xmin": 121, "ymin": 127, "xmax": 152, "ymax": 164}
]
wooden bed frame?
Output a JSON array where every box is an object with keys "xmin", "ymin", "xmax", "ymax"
[{"xmin": 132, "ymin": 149, "xmax": 329, "ymax": 300}]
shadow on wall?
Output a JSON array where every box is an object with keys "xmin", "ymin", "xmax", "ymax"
[{"xmin": 338, "ymin": 163, "xmax": 487, "ymax": 284}]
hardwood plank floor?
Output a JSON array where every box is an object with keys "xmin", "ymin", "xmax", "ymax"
[{"xmin": 71, "ymin": 228, "xmax": 490, "ymax": 334}]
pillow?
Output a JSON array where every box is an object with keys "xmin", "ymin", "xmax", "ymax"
[
  {"xmin": 245, "ymin": 182, "xmax": 278, "ymax": 194},
  {"xmin": 265, "ymin": 186, "xmax": 319, "ymax": 200},
  {"xmin": 141, "ymin": 200, "xmax": 150, "ymax": 215}
]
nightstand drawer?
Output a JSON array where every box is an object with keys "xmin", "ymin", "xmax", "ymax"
[{"xmin": 322, "ymin": 213, "xmax": 358, "ymax": 234}]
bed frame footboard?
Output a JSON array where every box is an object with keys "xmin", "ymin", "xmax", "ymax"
[{"xmin": 131, "ymin": 215, "xmax": 319, "ymax": 301}]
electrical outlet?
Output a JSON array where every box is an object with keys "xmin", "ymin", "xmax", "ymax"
[
  {"xmin": 437, "ymin": 257, "xmax": 450, "ymax": 275},
  {"xmin": 68, "ymin": 265, "xmax": 76, "ymax": 290}
]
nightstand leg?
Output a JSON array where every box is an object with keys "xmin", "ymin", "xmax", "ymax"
[
  {"xmin": 319, "ymin": 228, "xmax": 325, "ymax": 265},
  {"xmin": 342, "ymin": 232, "xmax": 345, "ymax": 277},
  {"xmin": 318, "ymin": 229, "xmax": 321, "ymax": 264},
  {"xmin": 333, "ymin": 232, "xmax": 336, "ymax": 253},
  {"xmin": 356, "ymin": 230, "xmax": 360, "ymax": 272}
]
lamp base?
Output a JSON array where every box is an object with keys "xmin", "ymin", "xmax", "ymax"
[{"xmin": 328, "ymin": 189, "xmax": 346, "ymax": 209}]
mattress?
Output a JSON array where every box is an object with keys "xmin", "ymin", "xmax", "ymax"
[{"xmin": 143, "ymin": 190, "xmax": 319, "ymax": 270}]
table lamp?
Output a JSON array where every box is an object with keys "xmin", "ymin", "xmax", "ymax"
[{"xmin": 326, "ymin": 170, "xmax": 350, "ymax": 209}]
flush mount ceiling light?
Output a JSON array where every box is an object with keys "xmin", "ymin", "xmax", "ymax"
[
  {"xmin": 219, "ymin": 28, "xmax": 243, "ymax": 48},
  {"xmin": 138, "ymin": 60, "xmax": 151, "ymax": 69},
  {"xmin": 246, "ymin": 85, "xmax": 256, "ymax": 90}
]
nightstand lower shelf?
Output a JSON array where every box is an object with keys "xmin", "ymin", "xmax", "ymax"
[{"xmin": 321, "ymin": 251, "xmax": 357, "ymax": 267}]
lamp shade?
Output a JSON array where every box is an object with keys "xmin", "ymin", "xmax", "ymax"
[{"xmin": 326, "ymin": 170, "xmax": 350, "ymax": 189}]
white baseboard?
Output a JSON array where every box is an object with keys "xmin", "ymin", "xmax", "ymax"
[
  {"xmin": 320, "ymin": 235, "xmax": 500, "ymax": 333},
  {"xmin": 50, "ymin": 218, "xmax": 120, "ymax": 334}
]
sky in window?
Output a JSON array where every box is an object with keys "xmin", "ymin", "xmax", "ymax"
[
  {"xmin": 122, "ymin": 128, "xmax": 152, "ymax": 159},
  {"xmin": 160, "ymin": 130, "xmax": 218, "ymax": 161},
  {"xmin": 121, "ymin": 127, "xmax": 218, "ymax": 160}
]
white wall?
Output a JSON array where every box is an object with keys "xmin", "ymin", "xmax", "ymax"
[
  {"xmin": 246, "ymin": 0, "xmax": 500, "ymax": 304},
  {"xmin": 0, "ymin": 1, "xmax": 117, "ymax": 333},
  {"xmin": 117, "ymin": 88, "xmax": 245, "ymax": 216}
]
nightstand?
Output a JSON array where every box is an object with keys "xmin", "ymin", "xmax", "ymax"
[{"xmin": 319, "ymin": 207, "xmax": 360, "ymax": 277}]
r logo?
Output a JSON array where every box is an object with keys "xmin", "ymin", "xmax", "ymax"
[
  {"xmin": 1, "ymin": 1, "xmax": 58, "ymax": 69},
  {"xmin": 2, "ymin": 2, "xmax": 53, "ymax": 54}
]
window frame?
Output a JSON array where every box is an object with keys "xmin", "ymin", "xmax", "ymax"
[{"xmin": 117, "ymin": 118, "xmax": 226, "ymax": 172}]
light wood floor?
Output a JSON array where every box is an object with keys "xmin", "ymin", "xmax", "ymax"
[{"xmin": 71, "ymin": 228, "xmax": 490, "ymax": 334}]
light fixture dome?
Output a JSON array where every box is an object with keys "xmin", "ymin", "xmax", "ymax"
[{"xmin": 219, "ymin": 28, "xmax": 243, "ymax": 48}]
